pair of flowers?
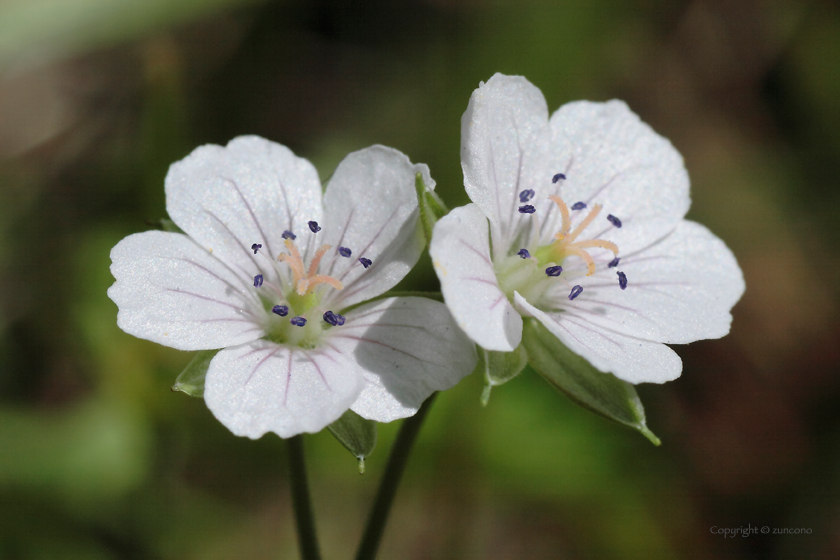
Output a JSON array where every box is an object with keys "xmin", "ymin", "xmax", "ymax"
[{"xmin": 108, "ymin": 74, "xmax": 744, "ymax": 440}]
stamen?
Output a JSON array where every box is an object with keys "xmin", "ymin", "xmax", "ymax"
[
  {"xmin": 339, "ymin": 247, "xmax": 352, "ymax": 258},
  {"xmin": 549, "ymin": 195, "xmax": 571, "ymax": 236},
  {"xmin": 607, "ymin": 214, "xmax": 622, "ymax": 228},
  {"xmin": 251, "ymin": 243, "xmax": 262, "ymax": 254},
  {"xmin": 545, "ymin": 265, "xmax": 563, "ymax": 277},
  {"xmin": 253, "ymin": 274, "xmax": 264, "ymax": 288},
  {"xmin": 359, "ymin": 257, "xmax": 372, "ymax": 269},
  {"xmin": 282, "ymin": 230, "xmax": 296, "ymax": 240},
  {"xmin": 566, "ymin": 203, "xmax": 602, "ymax": 244},
  {"xmin": 272, "ymin": 305, "xmax": 289, "ymax": 316},
  {"xmin": 617, "ymin": 271, "xmax": 628, "ymax": 290},
  {"xmin": 568, "ymin": 285, "xmax": 583, "ymax": 300},
  {"xmin": 608, "ymin": 257, "xmax": 620, "ymax": 268},
  {"xmin": 571, "ymin": 202, "xmax": 586, "ymax": 211},
  {"xmin": 323, "ymin": 311, "xmax": 346, "ymax": 327},
  {"xmin": 518, "ymin": 205, "xmax": 536, "ymax": 214},
  {"xmin": 290, "ymin": 316, "xmax": 307, "ymax": 327},
  {"xmin": 308, "ymin": 221, "xmax": 321, "ymax": 233},
  {"xmin": 519, "ymin": 189, "xmax": 535, "ymax": 203},
  {"xmin": 552, "ymin": 173, "xmax": 566, "ymax": 183},
  {"xmin": 517, "ymin": 248, "xmax": 531, "ymax": 259}
]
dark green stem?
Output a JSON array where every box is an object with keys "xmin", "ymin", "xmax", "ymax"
[
  {"xmin": 354, "ymin": 393, "xmax": 438, "ymax": 560},
  {"xmin": 287, "ymin": 435, "xmax": 322, "ymax": 560}
]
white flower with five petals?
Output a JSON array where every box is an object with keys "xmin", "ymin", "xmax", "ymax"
[
  {"xmin": 109, "ymin": 136, "xmax": 476, "ymax": 438},
  {"xmin": 430, "ymin": 74, "xmax": 744, "ymax": 384}
]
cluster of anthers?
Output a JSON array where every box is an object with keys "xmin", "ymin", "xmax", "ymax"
[
  {"xmin": 247, "ymin": 220, "xmax": 373, "ymax": 343},
  {"xmin": 514, "ymin": 173, "xmax": 629, "ymax": 302}
]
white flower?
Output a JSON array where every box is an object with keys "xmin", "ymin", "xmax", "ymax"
[
  {"xmin": 108, "ymin": 136, "xmax": 476, "ymax": 438},
  {"xmin": 430, "ymin": 74, "xmax": 744, "ymax": 384}
]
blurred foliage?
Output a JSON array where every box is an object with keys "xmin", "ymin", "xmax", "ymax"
[{"xmin": 1, "ymin": 0, "xmax": 839, "ymax": 559}]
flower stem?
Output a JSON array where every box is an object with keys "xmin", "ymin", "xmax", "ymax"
[
  {"xmin": 287, "ymin": 435, "xmax": 322, "ymax": 560},
  {"xmin": 354, "ymin": 393, "xmax": 437, "ymax": 560}
]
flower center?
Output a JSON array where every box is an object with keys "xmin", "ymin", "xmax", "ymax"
[
  {"xmin": 497, "ymin": 176, "xmax": 630, "ymax": 306},
  {"xmin": 247, "ymin": 223, "xmax": 371, "ymax": 347}
]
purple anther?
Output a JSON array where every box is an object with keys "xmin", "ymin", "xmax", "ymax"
[
  {"xmin": 607, "ymin": 214, "xmax": 622, "ymax": 228},
  {"xmin": 359, "ymin": 257, "xmax": 372, "ymax": 269},
  {"xmin": 568, "ymin": 285, "xmax": 583, "ymax": 301},
  {"xmin": 545, "ymin": 265, "xmax": 563, "ymax": 277},
  {"xmin": 308, "ymin": 221, "xmax": 321, "ymax": 233},
  {"xmin": 339, "ymin": 246, "xmax": 352, "ymax": 258},
  {"xmin": 608, "ymin": 257, "xmax": 620, "ymax": 268},
  {"xmin": 251, "ymin": 243, "xmax": 262, "ymax": 254},
  {"xmin": 253, "ymin": 274, "xmax": 264, "ymax": 288},
  {"xmin": 290, "ymin": 316, "xmax": 307, "ymax": 327},
  {"xmin": 617, "ymin": 271, "xmax": 628, "ymax": 290},
  {"xmin": 519, "ymin": 189, "xmax": 535, "ymax": 203},
  {"xmin": 517, "ymin": 248, "xmax": 531, "ymax": 259},
  {"xmin": 272, "ymin": 305, "xmax": 288, "ymax": 317},
  {"xmin": 323, "ymin": 310, "xmax": 346, "ymax": 327},
  {"xmin": 282, "ymin": 230, "xmax": 296, "ymax": 240},
  {"xmin": 518, "ymin": 205, "xmax": 536, "ymax": 214},
  {"xmin": 571, "ymin": 202, "xmax": 587, "ymax": 211},
  {"xmin": 552, "ymin": 173, "xmax": 566, "ymax": 183}
]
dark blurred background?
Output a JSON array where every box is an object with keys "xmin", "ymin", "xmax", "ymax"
[{"xmin": 1, "ymin": 0, "xmax": 839, "ymax": 558}]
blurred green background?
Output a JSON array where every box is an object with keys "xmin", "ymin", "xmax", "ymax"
[{"xmin": 1, "ymin": 0, "xmax": 839, "ymax": 558}]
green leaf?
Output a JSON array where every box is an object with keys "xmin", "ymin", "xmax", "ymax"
[
  {"xmin": 521, "ymin": 319, "xmax": 661, "ymax": 445},
  {"xmin": 171, "ymin": 349, "xmax": 218, "ymax": 398},
  {"xmin": 480, "ymin": 345, "xmax": 529, "ymax": 406},
  {"xmin": 415, "ymin": 172, "xmax": 449, "ymax": 246},
  {"xmin": 327, "ymin": 409, "xmax": 377, "ymax": 474}
]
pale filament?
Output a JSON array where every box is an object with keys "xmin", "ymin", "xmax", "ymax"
[
  {"xmin": 277, "ymin": 239, "xmax": 344, "ymax": 295},
  {"xmin": 548, "ymin": 196, "xmax": 619, "ymax": 276}
]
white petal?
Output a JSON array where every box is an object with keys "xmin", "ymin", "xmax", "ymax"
[
  {"xmin": 204, "ymin": 340, "xmax": 364, "ymax": 439},
  {"xmin": 108, "ymin": 230, "xmax": 263, "ymax": 350},
  {"xmin": 540, "ymin": 100, "xmax": 690, "ymax": 253},
  {"xmin": 515, "ymin": 292, "xmax": 682, "ymax": 384},
  {"xmin": 165, "ymin": 136, "xmax": 323, "ymax": 278},
  {"xmin": 326, "ymin": 297, "xmax": 477, "ymax": 422},
  {"xmin": 319, "ymin": 146, "xmax": 429, "ymax": 308},
  {"xmin": 551, "ymin": 220, "xmax": 745, "ymax": 344},
  {"xmin": 461, "ymin": 74, "xmax": 554, "ymax": 258},
  {"xmin": 430, "ymin": 204, "xmax": 522, "ymax": 351}
]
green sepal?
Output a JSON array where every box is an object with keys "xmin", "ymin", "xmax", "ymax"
[
  {"xmin": 171, "ymin": 349, "xmax": 218, "ymax": 398},
  {"xmin": 480, "ymin": 345, "xmax": 529, "ymax": 406},
  {"xmin": 521, "ymin": 319, "xmax": 661, "ymax": 445},
  {"xmin": 327, "ymin": 409, "xmax": 377, "ymax": 474},
  {"xmin": 415, "ymin": 172, "xmax": 449, "ymax": 245}
]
